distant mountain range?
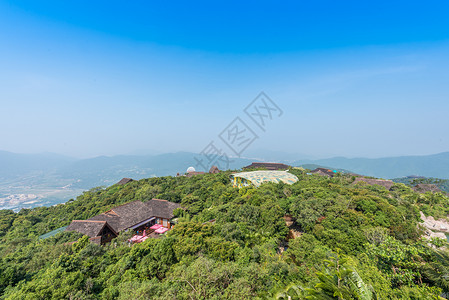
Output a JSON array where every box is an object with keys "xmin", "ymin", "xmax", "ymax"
[
  {"xmin": 0, "ymin": 151, "xmax": 254, "ymax": 210},
  {"xmin": 295, "ymin": 152, "xmax": 449, "ymax": 179},
  {"xmin": 0, "ymin": 150, "xmax": 448, "ymax": 210},
  {"xmin": 0, "ymin": 150, "xmax": 76, "ymax": 178},
  {"xmin": 55, "ymin": 152, "xmax": 254, "ymax": 188}
]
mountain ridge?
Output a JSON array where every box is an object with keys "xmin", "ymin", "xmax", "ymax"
[
  {"xmin": 295, "ymin": 151, "xmax": 449, "ymax": 179},
  {"xmin": 1, "ymin": 150, "xmax": 449, "ymax": 181}
]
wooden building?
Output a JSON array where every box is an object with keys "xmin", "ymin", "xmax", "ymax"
[
  {"xmin": 310, "ymin": 168, "xmax": 336, "ymax": 177},
  {"xmin": 65, "ymin": 220, "xmax": 118, "ymax": 245},
  {"xmin": 65, "ymin": 198, "xmax": 181, "ymax": 244},
  {"xmin": 116, "ymin": 178, "xmax": 134, "ymax": 185},
  {"xmin": 209, "ymin": 165, "xmax": 220, "ymax": 174}
]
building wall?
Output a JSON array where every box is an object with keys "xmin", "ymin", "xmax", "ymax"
[
  {"xmin": 156, "ymin": 217, "xmax": 172, "ymax": 228},
  {"xmin": 100, "ymin": 226, "xmax": 117, "ymax": 244},
  {"xmin": 233, "ymin": 177, "xmax": 251, "ymax": 188}
]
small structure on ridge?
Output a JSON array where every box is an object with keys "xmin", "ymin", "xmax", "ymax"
[
  {"xmin": 181, "ymin": 165, "xmax": 220, "ymax": 177},
  {"xmin": 116, "ymin": 178, "xmax": 134, "ymax": 185},
  {"xmin": 310, "ymin": 168, "xmax": 336, "ymax": 177},
  {"xmin": 209, "ymin": 165, "xmax": 220, "ymax": 174}
]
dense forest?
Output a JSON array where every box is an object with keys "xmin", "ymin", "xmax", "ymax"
[{"xmin": 1, "ymin": 169, "xmax": 449, "ymax": 299}]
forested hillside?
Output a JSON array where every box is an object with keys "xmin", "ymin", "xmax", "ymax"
[
  {"xmin": 2, "ymin": 150, "xmax": 448, "ymax": 212},
  {"xmin": 1, "ymin": 170, "xmax": 449, "ymax": 299}
]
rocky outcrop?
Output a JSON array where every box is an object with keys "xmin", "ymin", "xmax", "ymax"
[
  {"xmin": 420, "ymin": 211, "xmax": 448, "ymax": 240},
  {"xmin": 414, "ymin": 184, "xmax": 443, "ymax": 194},
  {"xmin": 352, "ymin": 177, "xmax": 395, "ymax": 190},
  {"xmin": 283, "ymin": 214, "xmax": 302, "ymax": 240},
  {"xmin": 284, "ymin": 214, "xmax": 294, "ymax": 227}
]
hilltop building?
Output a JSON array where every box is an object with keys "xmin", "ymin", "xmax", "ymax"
[
  {"xmin": 180, "ymin": 165, "xmax": 220, "ymax": 177},
  {"xmin": 231, "ymin": 170, "xmax": 298, "ymax": 188},
  {"xmin": 209, "ymin": 165, "xmax": 220, "ymax": 174},
  {"xmin": 243, "ymin": 162, "xmax": 290, "ymax": 171},
  {"xmin": 310, "ymin": 168, "xmax": 336, "ymax": 177},
  {"xmin": 66, "ymin": 199, "xmax": 180, "ymax": 244},
  {"xmin": 116, "ymin": 178, "xmax": 134, "ymax": 185},
  {"xmin": 185, "ymin": 166, "xmax": 205, "ymax": 177}
]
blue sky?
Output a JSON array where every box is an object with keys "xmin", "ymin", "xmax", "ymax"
[{"xmin": 1, "ymin": 1, "xmax": 448, "ymax": 159}]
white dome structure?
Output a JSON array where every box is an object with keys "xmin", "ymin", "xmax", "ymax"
[{"xmin": 186, "ymin": 166, "xmax": 196, "ymax": 173}]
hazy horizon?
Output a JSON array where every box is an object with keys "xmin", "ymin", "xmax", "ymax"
[
  {"xmin": 1, "ymin": 148, "xmax": 449, "ymax": 162},
  {"xmin": 1, "ymin": 1, "xmax": 448, "ymax": 159}
]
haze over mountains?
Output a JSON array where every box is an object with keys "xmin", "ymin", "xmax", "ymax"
[
  {"xmin": 297, "ymin": 151, "xmax": 449, "ymax": 179},
  {"xmin": 0, "ymin": 150, "xmax": 448, "ymax": 211},
  {"xmin": 0, "ymin": 150, "xmax": 76, "ymax": 178}
]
